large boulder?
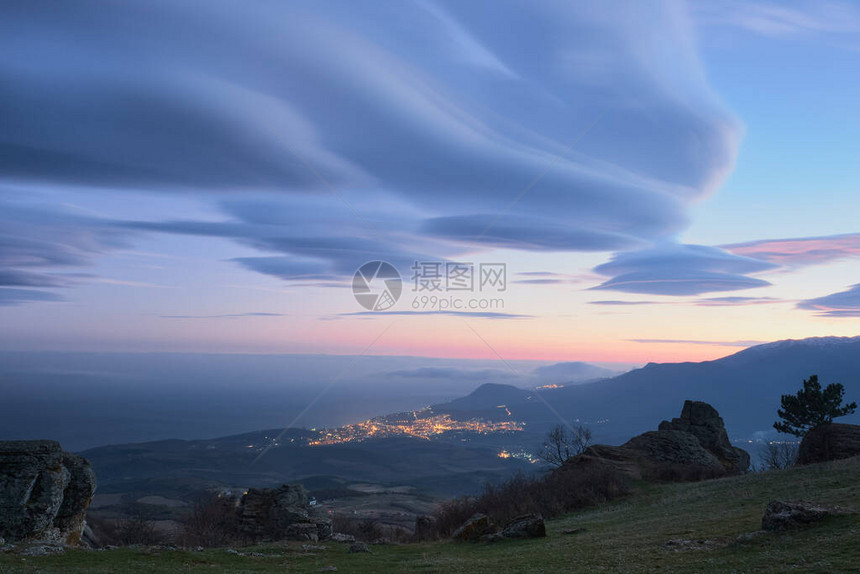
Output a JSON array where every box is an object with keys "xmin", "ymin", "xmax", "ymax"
[
  {"xmin": 239, "ymin": 483, "xmax": 330, "ymax": 542},
  {"xmin": 658, "ymin": 400, "xmax": 750, "ymax": 473},
  {"xmin": 451, "ymin": 513, "xmax": 493, "ymax": 542},
  {"xmin": 0, "ymin": 440, "xmax": 96, "ymax": 545},
  {"xmin": 624, "ymin": 430, "xmax": 723, "ymax": 469},
  {"xmin": 500, "ymin": 514, "xmax": 546, "ymax": 539},
  {"xmin": 761, "ymin": 500, "xmax": 847, "ymax": 531},
  {"xmin": 567, "ymin": 401, "xmax": 749, "ymax": 481},
  {"xmin": 797, "ymin": 423, "xmax": 860, "ymax": 465}
]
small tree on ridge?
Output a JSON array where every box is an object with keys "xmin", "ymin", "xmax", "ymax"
[
  {"xmin": 773, "ymin": 375, "xmax": 856, "ymax": 437},
  {"xmin": 537, "ymin": 424, "xmax": 592, "ymax": 467}
]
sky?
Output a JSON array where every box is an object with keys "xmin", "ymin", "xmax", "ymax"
[{"xmin": 1, "ymin": 0, "xmax": 859, "ymax": 364}]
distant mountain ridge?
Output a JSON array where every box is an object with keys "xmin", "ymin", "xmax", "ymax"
[
  {"xmin": 431, "ymin": 335, "xmax": 860, "ymax": 444},
  {"xmin": 79, "ymin": 335, "xmax": 860, "ymax": 502}
]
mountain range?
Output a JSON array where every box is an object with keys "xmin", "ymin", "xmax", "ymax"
[{"xmin": 80, "ymin": 336, "xmax": 860, "ymax": 500}]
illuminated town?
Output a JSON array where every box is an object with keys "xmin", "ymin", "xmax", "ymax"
[{"xmin": 308, "ymin": 412, "xmax": 524, "ymax": 446}]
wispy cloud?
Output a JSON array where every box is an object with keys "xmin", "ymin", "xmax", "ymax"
[
  {"xmin": 160, "ymin": 312, "xmax": 286, "ymax": 319},
  {"xmin": 628, "ymin": 338, "xmax": 765, "ymax": 347},
  {"xmin": 797, "ymin": 283, "xmax": 860, "ymax": 317},
  {"xmin": 0, "ymin": 288, "xmax": 64, "ymax": 306},
  {"xmin": 694, "ymin": 296, "xmax": 783, "ymax": 306},
  {"xmin": 589, "ymin": 300, "xmax": 663, "ymax": 306},
  {"xmin": 724, "ymin": 232, "xmax": 860, "ymax": 267},
  {"xmin": 698, "ymin": 1, "xmax": 860, "ymax": 37}
]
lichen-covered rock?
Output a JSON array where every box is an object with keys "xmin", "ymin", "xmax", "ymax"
[
  {"xmin": 501, "ymin": 514, "xmax": 546, "ymax": 539},
  {"xmin": 624, "ymin": 430, "xmax": 723, "ymax": 469},
  {"xmin": 451, "ymin": 513, "xmax": 493, "ymax": 542},
  {"xmin": 0, "ymin": 440, "xmax": 95, "ymax": 546},
  {"xmin": 286, "ymin": 522, "xmax": 319, "ymax": 542},
  {"xmin": 761, "ymin": 500, "xmax": 846, "ymax": 531},
  {"xmin": 658, "ymin": 400, "xmax": 750, "ymax": 473},
  {"xmin": 566, "ymin": 401, "xmax": 749, "ymax": 481},
  {"xmin": 797, "ymin": 423, "xmax": 860, "ymax": 465},
  {"xmin": 239, "ymin": 483, "xmax": 331, "ymax": 542}
]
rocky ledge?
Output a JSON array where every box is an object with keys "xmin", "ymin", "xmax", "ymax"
[
  {"xmin": 0, "ymin": 440, "xmax": 96, "ymax": 546},
  {"xmin": 567, "ymin": 400, "xmax": 750, "ymax": 480}
]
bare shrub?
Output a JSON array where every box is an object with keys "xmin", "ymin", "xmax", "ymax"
[
  {"xmin": 430, "ymin": 464, "xmax": 629, "ymax": 539},
  {"xmin": 116, "ymin": 516, "xmax": 164, "ymax": 546},
  {"xmin": 179, "ymin": 493, "xmax": 243, "ymax": 547},
  {"xmin": 537, "ymin": 424, "xmax": 593, "ymax": 467},
  {"xmin": 759, "ymin": 442, "xmax": 799, "ymax": 471},
  {"xmin": 331, "ymin": 514, "xmax": 411, "ymax": 543}
]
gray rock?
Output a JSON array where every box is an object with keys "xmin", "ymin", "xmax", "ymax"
[
  {"xmin": 567, "ymin": 401, "xmax": 749, "ymax": 481},
  {"xmin": 0, "ymin": 440, "xmax": 96, "ymax": 545},
  {"xmin": 331, "ymin": 533, "xmax": 355, "ymax": 543},
  {"xmin": 21, "ymin": 543, "xmax": 65, "ymax": 556},
  {"xmin": 797, "ymin": 423, "xmax": 860, "ymax": 465},
  {"xmin": 451, "ymin": 513, "xmax": 493, "ymax": 542},
  {"xmin": 316, "ymin": 518, "xmax": 332, "ymax": 541},
  {"xmin": 348, "ymin": 542, "xmax": 370, "ymax": 553},
  {"xmin": 286, "ymin": 522, "xmax": 319, "ymax": 542},
  {"xmin": 501, "ymin": 514, "xmax": 546, "ymax": 539},
  {"xmin": 658, "ymin": 400, "xmax": 750, "ymax": 473},
  {"xmin": 479, "ymin": 533, "xmax": 504, "ymax": 543},
  {"xmin": 735, "ymin": 530, "xmax": 766, "ymax": 543},
  {"xmin": 624, "ymin": 430, "xmax": 723, "ymax": 469},
  {"xmin": 761, "ymin": 500, "xmax": 847, "ymax": 531},
  {"xmin": 239, "ymin": 483, "xmax": 330, "ymax": 542}
]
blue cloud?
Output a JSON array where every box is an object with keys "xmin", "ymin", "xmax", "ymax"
[
  {"xmin": 797, "ymin": 283, "xmax": 860, "ymax": 317},
  {"xmin": 0, "ymin": 0, "xmax": 740, "ymax": 281},
  {"xmin": 592, "ymin": 243, "xmax": 777, "ymax": 296},
  {"xmin": 0, "ymin": 288, "xmax": 64, "ymax": 306}
]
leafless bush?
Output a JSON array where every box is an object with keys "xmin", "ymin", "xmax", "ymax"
[
  {"xmin": 430, "ymin": 464, "xmax": 629, "ymax": 539},
  {"xmin": 116, "ymin": 516, "xmax": 164, "ymax": 546},
  {"xmin": 179, "ymin": 493, "xmax": 243, "ymax": 547},
  {"xmin": 537, "ymin": 424, "xmax": 593, "ymax": 467},
  {"xmin": 330, "ymin": 514, "xmax": 412, "ymax": 543},
  {"xmin": 759, "ymin": 442, "xmax": 799, "ymax": 471}
]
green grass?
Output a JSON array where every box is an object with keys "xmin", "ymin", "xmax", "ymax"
[{"xmin": 3, "ymin": 457, "xmax": 859, "ymax": 573}]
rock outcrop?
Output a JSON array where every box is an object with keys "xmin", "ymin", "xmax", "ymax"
[
  {"xmin": 452, "ymin": 513, "xmax": 493, "ymax": 542},
  {"xmin": 451, "ymin": 513, "xmax": 546, "ymax": 542},
  {"xmin": 238, "ymin": 483, "xmax": 331, "ymax": 542},
  {"xmin": 568, "ymin": 401, "xmax": 749, "ymax": 480},
  {"xmin": 797, "ymin": 423, "xmax": 860, "ymax": 465},
  {"xmin": 0, "ymin": 440, "xmax": 96, "ymax": 546},
  {"xmin": 500, "ymin": 514, "xmax": 546, "ymax": 539},
  {"xmin": 761, "ymin": 500, "xmax": 849, "ymax": 531},
  {"xmin": 658, "ymin": 401, "xmax": 751, "ymax": 473}
]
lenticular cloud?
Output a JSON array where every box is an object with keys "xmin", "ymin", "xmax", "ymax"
[{"xmin": 0, "ymin": 0, "xmax": 741, "ymax": 284}]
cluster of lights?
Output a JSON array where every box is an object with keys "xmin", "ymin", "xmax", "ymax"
[
  {"xmin": 535, "ymin": 384, "xmax": 563, "ymax": 390},
  {"xmin": 497, "ymin": 449, "xmax": 539, "ymax": 463},
  {"xmin": 308, "ymin": 413, "xmax": 524, "ymax": 446}
]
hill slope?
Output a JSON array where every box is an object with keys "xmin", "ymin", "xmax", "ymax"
[{"xmin": 4, "ymin": 456, "xmax": 859, "ymax": 573}]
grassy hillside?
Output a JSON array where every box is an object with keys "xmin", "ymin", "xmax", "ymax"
[{"xmin": 3, "ymin": 457, "xmax": 859, "ymax": 573}]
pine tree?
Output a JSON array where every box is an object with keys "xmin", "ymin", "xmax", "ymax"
[{"xmin": 773, "ymin": 375, "xmax": 857, "ymax": 437}]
